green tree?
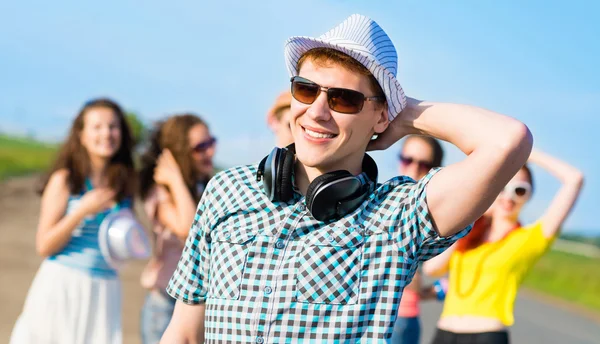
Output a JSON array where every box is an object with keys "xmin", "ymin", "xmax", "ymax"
[{"xmin": 125, "ymin": 112, "xmax": 147, "ymax": 146}]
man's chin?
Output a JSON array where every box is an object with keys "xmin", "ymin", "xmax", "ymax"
[{"xmin": 295, "ymin": 157, "xmax": 324, "ymax": 169}]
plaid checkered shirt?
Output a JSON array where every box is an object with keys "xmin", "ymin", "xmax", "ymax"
[{"xmin": 167, "ymin": 164, "xmax": 471, "ymax": 343}]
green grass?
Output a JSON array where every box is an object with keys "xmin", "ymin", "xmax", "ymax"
[
  {"xmin": 0, "ymin": 134, "xmax": 58, "ymax": 180},
  {"xmin": 523, "ymin": 249, "xmax": 600, "ymax": 313},
  {"xmin": 0, "ymin": 133, "xmax": 223, "ymax": 180},
  {"xmin": 561, "ymin": 233, "xmax": 600, "ymax": 249}
]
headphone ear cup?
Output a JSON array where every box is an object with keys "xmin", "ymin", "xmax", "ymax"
[
  {"xmin": 362, "ymin": 153, "xmax": 378, "ymax": 184},
  {"xmin": 276, "ymin": 148, "xmax": 295, "ymax": 202},
  {"xmin": 260, "ymin": 147, "xmax": 280, "ymax": 201},
  {"xmin": 305, "ymin": 171, "xmax": 352, "ymax": 211}
]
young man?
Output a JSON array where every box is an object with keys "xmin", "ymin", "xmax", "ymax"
[
  {"xmin": 266, "ymin": 91, "xmax": 294, "ymax": 147},
  {"xmin": 161, "ymin": 14, "xmax": 533, "ymax": 343}
]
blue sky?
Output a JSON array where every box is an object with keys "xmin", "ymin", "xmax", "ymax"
[{"xmin": 1, "ymin": 1, "xmax": 598, "ymax": 234}]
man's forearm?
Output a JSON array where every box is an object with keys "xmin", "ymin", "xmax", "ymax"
[
  {"xmin": 398, "ymin": 98, "xmax": 526, "ymax": 155},
  {"xmin": 398, "ymin": 98, "xmax": 533, "ymax": 236},
  {"xmin": 160, "ymin": 302, "xmax": 205, "ymax": 344}
]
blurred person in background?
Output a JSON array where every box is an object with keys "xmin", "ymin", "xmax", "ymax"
[
  {"xmin": 10, "ymin": 98, "xmax": 136, "ymax": 344},
  {"xmin": 266, "ymin": 91, "xmax": 294, "ymax": 147},
  {"xmin": 424, "ymin": 149, "xmax": 584, "ymax": 344},
  {"xmin": 138, "ymin": 113, "xmax": 216, "ymax": 344},
  {"xmin": 391, "ymin": 135, "xmax": 444, "ymax": 344}
]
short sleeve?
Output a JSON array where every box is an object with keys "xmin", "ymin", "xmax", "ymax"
[
  {"xmin": 513, "ymin": 221, "xmax": 556, "ymax": 264},
  {"xmin": 380, "ymin": 168, "xmax": 471, "ymax": 262},
  {"xmin": 166, "ymin": 180, "xmax": 216, "ymax": 304}
]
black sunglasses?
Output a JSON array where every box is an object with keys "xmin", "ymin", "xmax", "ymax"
[
  {"xmin": 192, "ymin": 137, "xmax": 217, "ymax": 153},
  {"xmin": 398, "ymin": 154, "xmax": 434, "ymax": 171},
  {"xmin": 290, "ymin": 76, "xmax": 385, "ymax": 114}
]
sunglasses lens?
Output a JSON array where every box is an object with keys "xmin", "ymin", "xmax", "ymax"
[
  {"xmin": 515, "ymin": 187, "xmax": 527, "ymax": 197},
  {"xmin": 291, "ymin": 77, "xmax": 320, "ymax": 104},
  {"xmin": 194, "ymin": 137, "xmax": 216, "ymax": 152},
  {"xmin": 418, "ymin": 162, "xmax": 433, "ymax": 170},
  {"xmin": 400, "ymin": 155, "xmax": 433, "ymax": 170},
  {"xmin": 399, "ymin": 156, "xmax": 413, "ymax": 165},
  {"xmin": 328, "ymin": 88, "xmax": 364, "ymax": 114}
]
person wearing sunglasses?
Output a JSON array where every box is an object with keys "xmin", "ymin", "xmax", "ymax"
[
  {"xmin": 137, "ymin": 113, "xmax": 216, "ymax": 344},
  {"xmin": 398, "ymin": 138, "xmax": 442, "ymax": 182},
  {"xmin": 392, "ymin": 135, "xmax": 444, "ymax": 344},
  {"xmin": 267, "ymin": 91, "xmax": 294, "ymax": 147},
  {"xmin": 424, "ymin": 149, "xmax": 584, "ymax": 344},
  {"xmin": 160, "ymin": 14, "xmax": 533, "ymax": 343}
]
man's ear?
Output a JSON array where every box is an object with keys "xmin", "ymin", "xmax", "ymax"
[{"xmin": 373, "ymin": 103, "xmax": 389, "ymax": 134}]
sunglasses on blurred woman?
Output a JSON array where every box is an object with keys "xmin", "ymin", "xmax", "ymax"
[
  {"xmin": 191, "ymin": 137, "xmax": 217, "ymax": 154},
  {"xmin": 502, "ymin": 181, "xmax": 532, "ymax": 202},
  {"xmin": 398, "ymin": 154, "xmax": 434, "ymax": 172}
]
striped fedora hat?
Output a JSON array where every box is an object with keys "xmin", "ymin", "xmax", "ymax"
[{"xmin": 284, "ymin": 14, "xmax": 407, "ymax": 121}]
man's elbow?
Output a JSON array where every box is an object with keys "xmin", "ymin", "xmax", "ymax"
[
  {"xmin": 503, "ymin": 121, "xmax": 533, "ymax": 162},
  {"xmin": 489, "ymin": 120, "xmax": 533, "ymax": 168}
]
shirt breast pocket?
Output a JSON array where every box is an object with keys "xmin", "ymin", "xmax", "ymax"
[
  {"xmin": 210, "ymin": 228, "xmax": 256, "ymax": 300},
  {"xmin": 295, "ymin": 228, "xmax": 364, "ymax": 305}
]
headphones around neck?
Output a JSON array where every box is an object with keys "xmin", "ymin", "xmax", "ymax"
[{"xmin": 256, "ymin": 144, "xmax": 378, "ymax": 222}]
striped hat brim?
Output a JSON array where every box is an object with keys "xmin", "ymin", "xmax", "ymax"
[{"xmin": 284, "ymin": 36, "xmax": 407, "ymax": 121}]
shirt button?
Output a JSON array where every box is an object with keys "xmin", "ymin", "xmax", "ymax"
[
  {"xmin": 224, "ymin": 232, "xmax": 231, "ymax": 239},
  {"xmin": 275, "ymin": 240, "xmax": 285, "ymax": 249},
  {"xmin": 298, "ymin": 204, "xmax": 306, "ymax": 211},
  {"xmin": 328, "ymin": 235, "xmax": 335, "ymax": 243},
  {"xmin": 256, "ymin": 336, "xmax": 264, "ymax": 344},
  {"xmin": 264, "ymin": 286, "xmax": 272, "ymax": 295}
]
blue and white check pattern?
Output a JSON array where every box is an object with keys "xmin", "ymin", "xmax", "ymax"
[{"xmin": 167, "ymin": 165, "xmax": 470, "ymax": 343}]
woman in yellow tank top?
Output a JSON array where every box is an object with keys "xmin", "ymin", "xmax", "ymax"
[{"xmin": 424, "ymin": 149, "xmax": 584, "ymax": 344}]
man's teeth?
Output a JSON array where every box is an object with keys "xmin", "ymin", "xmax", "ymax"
[{"xmin": 305, "ymin": 128, "xmax": 335, "ymax": 139}]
